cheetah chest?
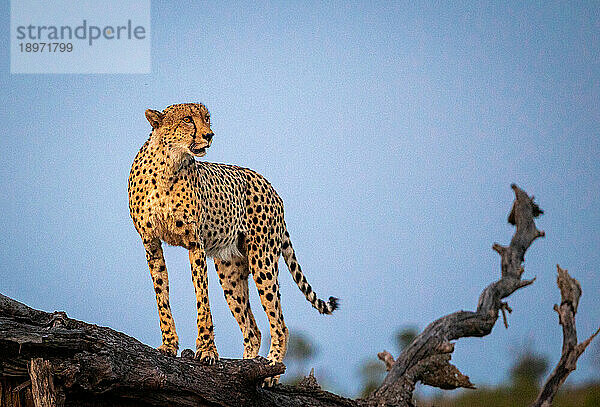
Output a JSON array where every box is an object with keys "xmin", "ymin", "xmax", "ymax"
[{"xmin": 145, "ymin": 181, "xmax": 199, "ymax": 248}]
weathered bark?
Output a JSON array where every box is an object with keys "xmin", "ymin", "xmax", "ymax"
[
  {"xmin": 0, "ymin": 293, "xmax": 354, "ymax": 407},
  {"xmin": 0, "ymin": 184, "xmax": 596, "ymax": 407},
  {"xmin": 530, "ymin": 266, "xmax": 600, "ymax": 407},
  {"xmin": 28, "ymin": 359, "xmax": 60, "ymax": 407}
]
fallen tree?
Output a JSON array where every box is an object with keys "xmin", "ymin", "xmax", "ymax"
[{"xmin": 0, "ymin": 185, "xmax": 597, "ymax": 407}]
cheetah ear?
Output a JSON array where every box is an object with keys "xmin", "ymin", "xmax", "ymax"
[{"xmin": 145, "ymin": 109, "xmax": 164, "ymax": 129}]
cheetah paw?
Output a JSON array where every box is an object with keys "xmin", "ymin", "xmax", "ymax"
[
  {"xmin": 195, "ymin": 349, "xmax": 219, "ymax": 365},
  {"xmin": 157, "ymin": 344, "xmax": 178, "ymax": 357},
  {"xmin": 260, "ymin": 359, "xmax": 281, "ymax": 387},
  {"xmin": 261, "ymin": 375, "xmax": 280, "ymax": 388}
]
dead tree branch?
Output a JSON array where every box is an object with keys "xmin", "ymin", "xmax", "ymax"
[
  {"xmin": 364, "ymin": 184, "xmax": 545, "ymax": 406},
  {"xmin": 530, "ymin": 265, "xmax": 600, "ymax": 407},
  {"xmin": 0, "ymin": 293, "xmax": 353, "ymax": 407}
]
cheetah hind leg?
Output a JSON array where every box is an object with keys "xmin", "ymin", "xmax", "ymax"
[
  {"xmin": 214, "ymin": 257, "xmax": 262, "ymax": 359},
  {"xmin": 260, "ymin": 324, "xmax": 289, "ymax": 388},
  {"xmin": 247, "ymin": 245, "xmax": 289, "ymax": 387}
]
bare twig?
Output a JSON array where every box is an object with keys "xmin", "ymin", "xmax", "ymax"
[
  {"xmin": 377, "ymin": 352, "xmax": 395, "ymax": 371},
  {"xmin": 531, "ymin": 265, "xmax": 600, "ymax": 407},
  {"xmin": 500, "ymin": 302, "xmax": 512, "ymax": 329}
]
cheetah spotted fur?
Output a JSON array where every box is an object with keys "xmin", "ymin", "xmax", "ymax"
[{"xmin": 128, "ymin": 103, "xmax": 338, "ymax": 385}]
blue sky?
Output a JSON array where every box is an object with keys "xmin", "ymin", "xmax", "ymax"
[{"xmin": 1, "ymin": 1, "xmax": 598, "ymax": 397}]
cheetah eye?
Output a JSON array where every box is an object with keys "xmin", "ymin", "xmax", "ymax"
[
  {"xmin": 205, "ymin": 116, "xmax": 210, "ymax": 124},
  {"xmin": 182, "ymin": 116, "xmax": 192, "ymax": 123}
]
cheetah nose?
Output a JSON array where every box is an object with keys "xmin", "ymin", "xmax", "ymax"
[{"xmin": 203, "ymin": 132, "xmax": 214, "ymax": 142}]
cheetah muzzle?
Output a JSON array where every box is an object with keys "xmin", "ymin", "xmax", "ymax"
[
  {"xmin": 128, "ymin": 102, "xmax": 339, "ymax": 386},
  {"xmin": 189, "ymin": 141, "xmax": 207, "ymax": 156}
]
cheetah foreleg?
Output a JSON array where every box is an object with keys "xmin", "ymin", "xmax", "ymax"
[
  {"xmin": 188, "ymin": 244, "xmax": 219, "ymax": 365},
  {"xmin": 144, "ymin": 239, "xmax": 179, "ymax": 356}
]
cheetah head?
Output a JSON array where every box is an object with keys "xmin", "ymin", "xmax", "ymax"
[{"xmin": 145, "ymin": 103, "xmax": 213, "ymax": 157}]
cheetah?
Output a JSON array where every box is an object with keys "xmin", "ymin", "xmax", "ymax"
[{"xmin": 128, "ymin": 103, "xmax": 338, "ymax": 385}]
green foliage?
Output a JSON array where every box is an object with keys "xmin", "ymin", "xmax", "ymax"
[
  {"xmin": 419, "ymin": 344, "xmax": 599, "ymax": 406},
  {"xmin": 357, "ymin": 326, "xmax": 419, "ymax": 398},
  {"xmin": 285, "ymin": 331, "xmax": 318, "ymax": 362},
  {"xmin": 421, "ymin": 383, "xmax": 600, "ymax": 407},
  {"xmin": 282, "ymin": 327, "xmax": 598, "ymax": 405},
  {"xmin": 509, "ymin": 347, "xmax": 549, "ymax": 389},
  {"xmin": 358, "ymin": 360, "xmax": 387, "ymax": 398},
  {"xmin": 395, "ymin": 326, "xmax": 418, "ymax": 352},
  {"xmin": 282, "ymin": 330, "xmax": 319, "ymax": 385}
]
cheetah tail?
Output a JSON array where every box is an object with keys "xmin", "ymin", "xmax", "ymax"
[{"xmin": 281, "ymin": 226, "xmax": 338, "ymax": 315}]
